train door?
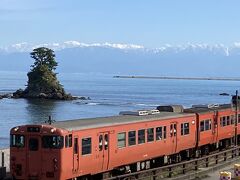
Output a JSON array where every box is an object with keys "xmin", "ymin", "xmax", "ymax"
[
  {"xmin": 73, "ymin": 136, "xmax": 79, "ymax": 172},
  {"xmin": 170, "ymin": 123, "xmax": 177, "ymax": 153},
  {"xmin": 98, "ymin": 132, "xmax": 110, "ymax": 172},
  {"xmin": 27, "ymin": 135, "xmax": 42, "ymax": 177},
  {"xmin": 212, "ymin": 111, "xmax": 218, "ymax": 143}
]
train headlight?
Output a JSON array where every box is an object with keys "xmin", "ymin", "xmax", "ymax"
[
  {"xmin": 50, "ymin": 128, "xmax": 56, "ymax": 133},
  {"xmin": 14, "ymin": 127, "xmax": 19, "ymax": 132}
]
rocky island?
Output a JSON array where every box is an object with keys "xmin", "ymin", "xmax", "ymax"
[{"xmin": 8, "ymin": 47, "xmax": 84, "ymax": 100}]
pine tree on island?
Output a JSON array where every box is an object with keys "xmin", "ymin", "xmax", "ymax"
[{"xmin": 13, "ymin": 47, "xmax": 76, "ymax": 100}]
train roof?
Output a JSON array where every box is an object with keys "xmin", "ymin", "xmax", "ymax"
[
  {"xmin": 184, "ymin": 104, "xmax": 233, "ymax": 113},
  {"xmin": 52, "ymin": 112, "xmax": 195, "ymax": 131}
]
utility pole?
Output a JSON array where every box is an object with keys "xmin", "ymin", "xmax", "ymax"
[
  {"xmin": 235, "ymin": 90, "xmax": 238, "ymax": 146},
  {"xmin": 45, "ymin": 115, "xmax": 55, "ymax": 125}
]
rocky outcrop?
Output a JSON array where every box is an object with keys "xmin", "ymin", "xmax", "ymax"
[
  {"xmin": 0, "ymin": 93, "xmax": 12, "ymax": 100},
  {"xmin": 9, "ymin": 47, "xmax": 87, "ymax": 101},
  {"xmin": 1, "ymin": 91, "xmax": 90, "ymax": 100},
  {"xmin": 12, "ymin": 88, "xmax": 79, "ymax": 100}
]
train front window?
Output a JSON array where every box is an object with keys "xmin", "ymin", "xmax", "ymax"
[
  {"xmin": 42, "ymin": 136, "xmax": 64, "ymax": 149},
  {"xmin": 29, "ymin": 138, "xmax": 38, "ymax": 151},
  {"xmin": 10, "ymin": 134, "xmax": 25, "ymax": 148}
]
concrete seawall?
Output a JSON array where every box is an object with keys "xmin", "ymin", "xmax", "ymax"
[
  {"xmin": 0, "ymin": 148, "xmax": 9, "ymax": 172},
  {"xmin": 113, "ymin": 75, "xmax": 240, "ymax": 81}
]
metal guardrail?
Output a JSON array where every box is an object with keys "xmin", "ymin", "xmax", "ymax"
[{"xmin": 105, "ymin": 146, "xmax": 240, "ymax": 180}]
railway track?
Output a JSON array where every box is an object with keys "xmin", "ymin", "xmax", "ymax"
[{"xmin": 105, "ymin": 146, "xmax": 240, "ymax": 180}]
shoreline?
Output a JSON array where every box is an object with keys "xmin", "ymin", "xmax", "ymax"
[{"xmin": 113, "ymin": 75, "xmax": 240, "ymax": 81}]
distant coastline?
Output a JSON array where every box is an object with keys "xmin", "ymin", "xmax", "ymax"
[{"xmin": 113, "ymin": 75, "xmax": 240, "ymax": 81}]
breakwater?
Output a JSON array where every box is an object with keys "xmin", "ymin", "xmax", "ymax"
[{"xmin": 113, "ymin": 75, "xmax": 240, "ymax": 81}]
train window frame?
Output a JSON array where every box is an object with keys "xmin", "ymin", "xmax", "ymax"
[
  {"xmin": 99, "ymin": 135, "xmax": 103, "ymax": 151},
  {"xmin": 10, "ymin": 134, "xmax": 25, "ymax": 148},
  {"xmin": 156, "ymin": 127, "xmax": 163, "ymax": 141},
  {"xmin": 231, "ymin": 115, "xmax": 235, "ymax": 124},
  {"xmin": 200, "ymin": 121, "xmax": 205, "ymax": 132},
  {"xmin": 181, "ymin": 122, "xmax": 189, "ymax": 136},
  {"xmin": 104, "ymin": 134, "xmax": 108, "ymax": 150},
  {"xmin": 74, "ymin": 137, "xmax": 78, "ymax": 154},
  {"xmin": 223, "ymin": 117, "xmax": 226, "ymax": 126},
  {"xmin": 65, "ymin": 135, "xmax": 69, "ymax": 148},
  {"xmin": 170, "ymin": 124, "xmax": 177, "ymax": 137},
  {"xmin": 65, "ymin": 135, "xmax": 73, "ymax": 148},
  {"xmin": 138, "ymin": 129, "xmax": 145, "ymax": 144},
  {"xmin": 163, "ymin": 126, "xmax": 167, "ymax": 139},
  {"xmin": 82, "ymin": 137, "xmax": 92, "ymax": 155},
  {"xmin": 42, "ymin": 136, "xmax": 64, "ymax": 149},
  {"xmin": 128, "ymin": 130, "xmax": 136, "ymax": 146},
  {"xmin": 29, "ymin": 138, "xmax": 39, "ymax": 151},
  {"xmin": 117, "ymin": 132, "xmax": 126, "ymax": 148},
  {"xmin": 226, "ymin": 116, "xmax": 230, "ymax": 125},
  {"xmin": 69, "ymin": 134, "xmax": 72, "ymax": 147},
  {"xmin": 147, "ymin": 128, "xmax": 154, "ymax": 142},
  {"xmin": 220, "ymin": 116, "xmax": 233, "ymax": 127},
  {"xmin": 205, "ymin": 119, "xmax": 211, "ymax": 131}
]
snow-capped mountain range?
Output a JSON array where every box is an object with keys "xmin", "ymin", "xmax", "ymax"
[
  {"xmin": 0, "ymin": 41, "xmax": 144, "ymax": 53},
  {"xmin": 1, "ymin": 40, "xmax": 240, "ymax": 56},
  {"xmin": 1, "ymin": 41, "xmax": 240, "ymax": 77}
]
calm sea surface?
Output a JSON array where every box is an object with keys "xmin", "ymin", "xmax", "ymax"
[{"xmin": 0, "ymin": 71, "xmax": 239, "ymax": 148}]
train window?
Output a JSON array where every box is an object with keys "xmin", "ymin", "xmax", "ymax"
[
  {"xmin": 226, "ymin": 116, "xmax": 230, "ymax": 125},
  {"xmin": 138, "ymin": 129, "xmax": 145, "ymax": 144},
  {"xmin": 220, "ymin": 117, "xmax": 223, "ymax": 127},
  {"xmin": 238, "ymin": 114, "xmax": 240, "ymax": 123},
  {"xmin": 10, "ymin": 135, "xmax": 25, "ymax": 148},
  {"xmin": 65, "ymin": 136, "xmax": 69, "ymax": 148},
  {"xmin": 170, "ymin": 124, "xmax": 173, "ymax": 136},
  {"xmin": 181, "ymin": 123, "xmax": 189, "ymax": 135},
  {"xmin": 82, "ymin": 137, "xmax": 92, "ymax": 155},
  {"xmin": 69, "ymin": 135, "xmax": 72, "ymax": 147},
  {"xmin": 174, "ymin": 124, "xmax": 177, "ymax": 136},
  {"xmin": 117, "ymin": 132, "xmax": 126, "ymax": 148},
  {"xmin": 163, "ymin": 126, "xmax": 167, "ymax": 139},
  {"xmin": 205, "ymin": 120, "xmax": 211, "ymax": 130},
  {"xmin": 29, "ymin": 138, "xmax": 38, "ymax": 151},
  {"xmin": 170, "ymin": 124, "xmax": 177, "ymax": 137},
  {"xmin": 99, "ymin": 135, "xmax": 103, "ymax": 151},
  {"xmin": 128, "ymin": 131, "xmax": 136, "ymax": 146},
  {"xmin": 147, "ymin": 128, "xmax": 154, "ymax": 142},
  {"xmin": 231, "ymin": 115, "xmax": 235, "ymax": 124},
  {"xmin": 200, "ymin": 121, "xmax": 204, "ymax": 132},
  {"xmin": 74, "ymin": 138, "xmax": 78, "ymax": 154},
  {"xmin": 27, "ymin": 127, "xmax": 40, "ymax": 132},
  {"xmin": 42, "ymin": 136, "xmax": 64, "ymax": 149},
  {"xmin": 104, "ymin": 134, "xmax": 108, "ymax": 150},
  {"xmin": 156, "ymin": 127, "xmax": 162, "ymax": 140},
  {"xmin": 223, "ymin": 117, "xmax": 226, "ymax": 126}
]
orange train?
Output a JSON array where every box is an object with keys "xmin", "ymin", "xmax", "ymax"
[{"xmin": 10, "ymin": 103, "xmax": 240, "ymax": 180}]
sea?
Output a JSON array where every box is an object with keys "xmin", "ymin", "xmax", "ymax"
[{"xmin": 0, "ymin": 71, "xmax": 240, "ymax": 148}]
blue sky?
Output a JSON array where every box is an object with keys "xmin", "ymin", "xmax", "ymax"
[{"xmin": 1, "ymin": 0, "xmax": 240, "ymax": 48}]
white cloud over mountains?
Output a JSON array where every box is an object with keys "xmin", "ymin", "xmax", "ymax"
[{"xmin": 1, "ymin": 41, "xmax": 240, "ymax": 56}]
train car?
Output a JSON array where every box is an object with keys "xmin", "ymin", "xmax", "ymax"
[
  {"xmin": 185, "ymin": 104, "xmax": 239, "ymax": 156},
  {"xmin": 10, "ymin": 110, "xmax": 197, "ymax": 180}
]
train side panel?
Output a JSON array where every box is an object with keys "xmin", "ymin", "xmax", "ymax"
[
  {"xmin": 217, "ymin": 109, "xmax": 235, "ymax": 143},
  {"xmin": 198, "ymin": 112, "xmax": 216, "ymax": 147},
  {"xmin": 70, "ymin": 115, "xmax": 196, "ymax": 177}
]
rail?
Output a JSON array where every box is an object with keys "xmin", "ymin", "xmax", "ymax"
[{"xmin": 105, "ymin": 146, "xmax": 240, "ymax": 180}]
